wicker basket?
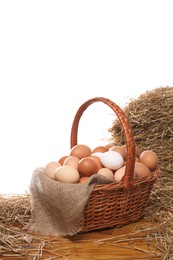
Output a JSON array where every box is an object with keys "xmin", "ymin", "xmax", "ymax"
[{"xmin": 70, "ymin": 97, "xmax": 159, "ymax": 233}]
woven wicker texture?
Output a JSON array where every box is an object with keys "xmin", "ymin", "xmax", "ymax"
[{"xmin": 70, "ymin": 97, "xmax": 159, "ymax": 232}]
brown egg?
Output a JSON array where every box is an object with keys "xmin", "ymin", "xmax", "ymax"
[
  {"xmin": 63, "ymin": 155, "xmax": 79, "ymax": 169},
  {"xmin": 114, "ymin": 165, "xmax": 136, "ymax": 182},
  {"xmin": 78, "ymin": 157, "xmax": 98, "ymax": 177},
  {"xmin": 109, "ymin": 145, "xmax": 126, "ymax": 160},
  {"xmin": 78, "ymin": 176, "xmax": 89, "ymax": 183},
  {"xmin": 70, "ymin": 144, "xmax": 91, "ymax": 159},
  {"xmin": 114, "ymin": 166, "xmax": 126, "ymax": 182},
  {"xmin": 139, "ymin": 150, "xmax": 158, "ymax": 170},
  {"xmin": 92, "ymin": 145, "xmax": 109, "ymax": 153},
  {"xmin": 90, "ymin": 155, "xmax": 103, "ymax": 170},
  {"xmin": 134, "ymin": 162, "xmax": 151, "ymax": 178},
  {"xmin": 97, "ymin": 168, "xmax": 114, "ymax": 179},
  {"xmin": 44, "ymin": 161, "xmax": 61, "ymax": 179},
  {"xmin": 58, "ymin": 155, "xmax": 69, "ymax": 165}
]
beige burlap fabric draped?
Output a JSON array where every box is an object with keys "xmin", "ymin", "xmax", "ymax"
[{"xmin": 27, "ymin": 168, "xmax": 115, "ymax": 237}]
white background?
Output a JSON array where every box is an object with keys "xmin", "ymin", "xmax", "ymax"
[{"xmin": 0, "ymin": 0, "xmax": 173, "ymax": 194}]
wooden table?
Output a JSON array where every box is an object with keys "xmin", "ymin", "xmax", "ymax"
[{"xmin": 0, "ymin": 219, "xmax": 162, "ymax": 260}]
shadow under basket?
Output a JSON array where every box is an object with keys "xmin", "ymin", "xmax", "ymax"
[{"xmin": 70, "ymin": 97, "xmax": 160, "ymax": 233}]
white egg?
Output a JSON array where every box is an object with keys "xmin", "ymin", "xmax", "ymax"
[{"xmin": 100, "ymin": 151, "xmax": 124, "ymax": 170}]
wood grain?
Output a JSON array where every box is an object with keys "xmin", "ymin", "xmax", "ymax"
[{"xmin": 0, "ymin": 219, "xmax": 162, "ymax": 260}]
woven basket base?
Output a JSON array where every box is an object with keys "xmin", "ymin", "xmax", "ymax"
[{"xmin": 81, "ymin": 169, "xmax": 159, "ymax": 233}]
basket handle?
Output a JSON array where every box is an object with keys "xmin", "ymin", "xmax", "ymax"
[{"xmin": 70, "ymin": 97, "xmax": 136, "ymax": 187}]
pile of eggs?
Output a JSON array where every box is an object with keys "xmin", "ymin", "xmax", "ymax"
[{"xmin": 44, "ymin": 144, "xmax": 158, "ymax": 184}]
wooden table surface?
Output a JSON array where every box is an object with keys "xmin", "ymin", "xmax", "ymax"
[{"xmin": 0, "ymin": 219, "xmax": 162, "ymax": 260}]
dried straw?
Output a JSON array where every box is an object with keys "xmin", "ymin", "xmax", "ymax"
[
  {"xmin": 109, "ymin": 86, "xmax": 173, "ymax": 259},
  {"xmin": 0, "ymin": 194, "xmax": 70, "ymax": 259},
  {"xmin": 0, "ymin": 193, "xmax": 31, "ymax": 256}
]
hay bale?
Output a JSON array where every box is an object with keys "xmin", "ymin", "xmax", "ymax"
[
  {"xmin": 0, "ymin": 194, "xmax": 31, "ymax": 256},
  {"xmin": 109, "ymin": 86, "xmax": 173, "ymax": 259},
  {"xmin": 110, "ymin": 86, "xmax": 173, "ymax": 180}
]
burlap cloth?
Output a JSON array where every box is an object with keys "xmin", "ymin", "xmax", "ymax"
[{"xmin": 27, "ymin": 167, "xmax": 115, "ymax": 237}]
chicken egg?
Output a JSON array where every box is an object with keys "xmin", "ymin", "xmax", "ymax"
[
  {"xmin": 70, "ymin": 144, "xmax": 91, "ymax": 159},
  {"xmin": 92, "ymin": 145, "xmax": 109, "ymax": 153},
  {"xmin": 97, "ymin": 168, "xmax": 114, "ymax": 179},
  {"xmin": 100, "ymin": 150, "xmax": 124, "ymax": 170},
  {"xmin": 134, "ymin": 162, "xmax": 151, "ymax": 178},
  {"xmin": 139, "ymin": 150, "xmax": 158, "ymax": 170},
  {"xmin": 109, "ymin": 145, "xmax": 126, "ymax": 160},
  {"xmin": 114, "ymin": 166, "xmax": 126, "ymax": 182},
  {"xmin": 44, "ymin": 161, "xmax": 61, "ymax": 179},
  {"xmin": 78, "ymin": 157, "xmax": 98, "ymax": 177},
  {"xmin": 90, "ymin": 155, "xmax": 103, "ymax": 170},
  {"xmin": 58, "ymin": 155, "xmax": 69, "ymax": 165},
  {"xmin": 63, "ymin": 155, "xmax": 79, "ymax": 169},
  {"xmin": 114, "ymin": 165, "xmax": 136, "ymax": 182},
  {"xmin": 55, "ymin": 165, "xmax": 80, "ymax": 183}
]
